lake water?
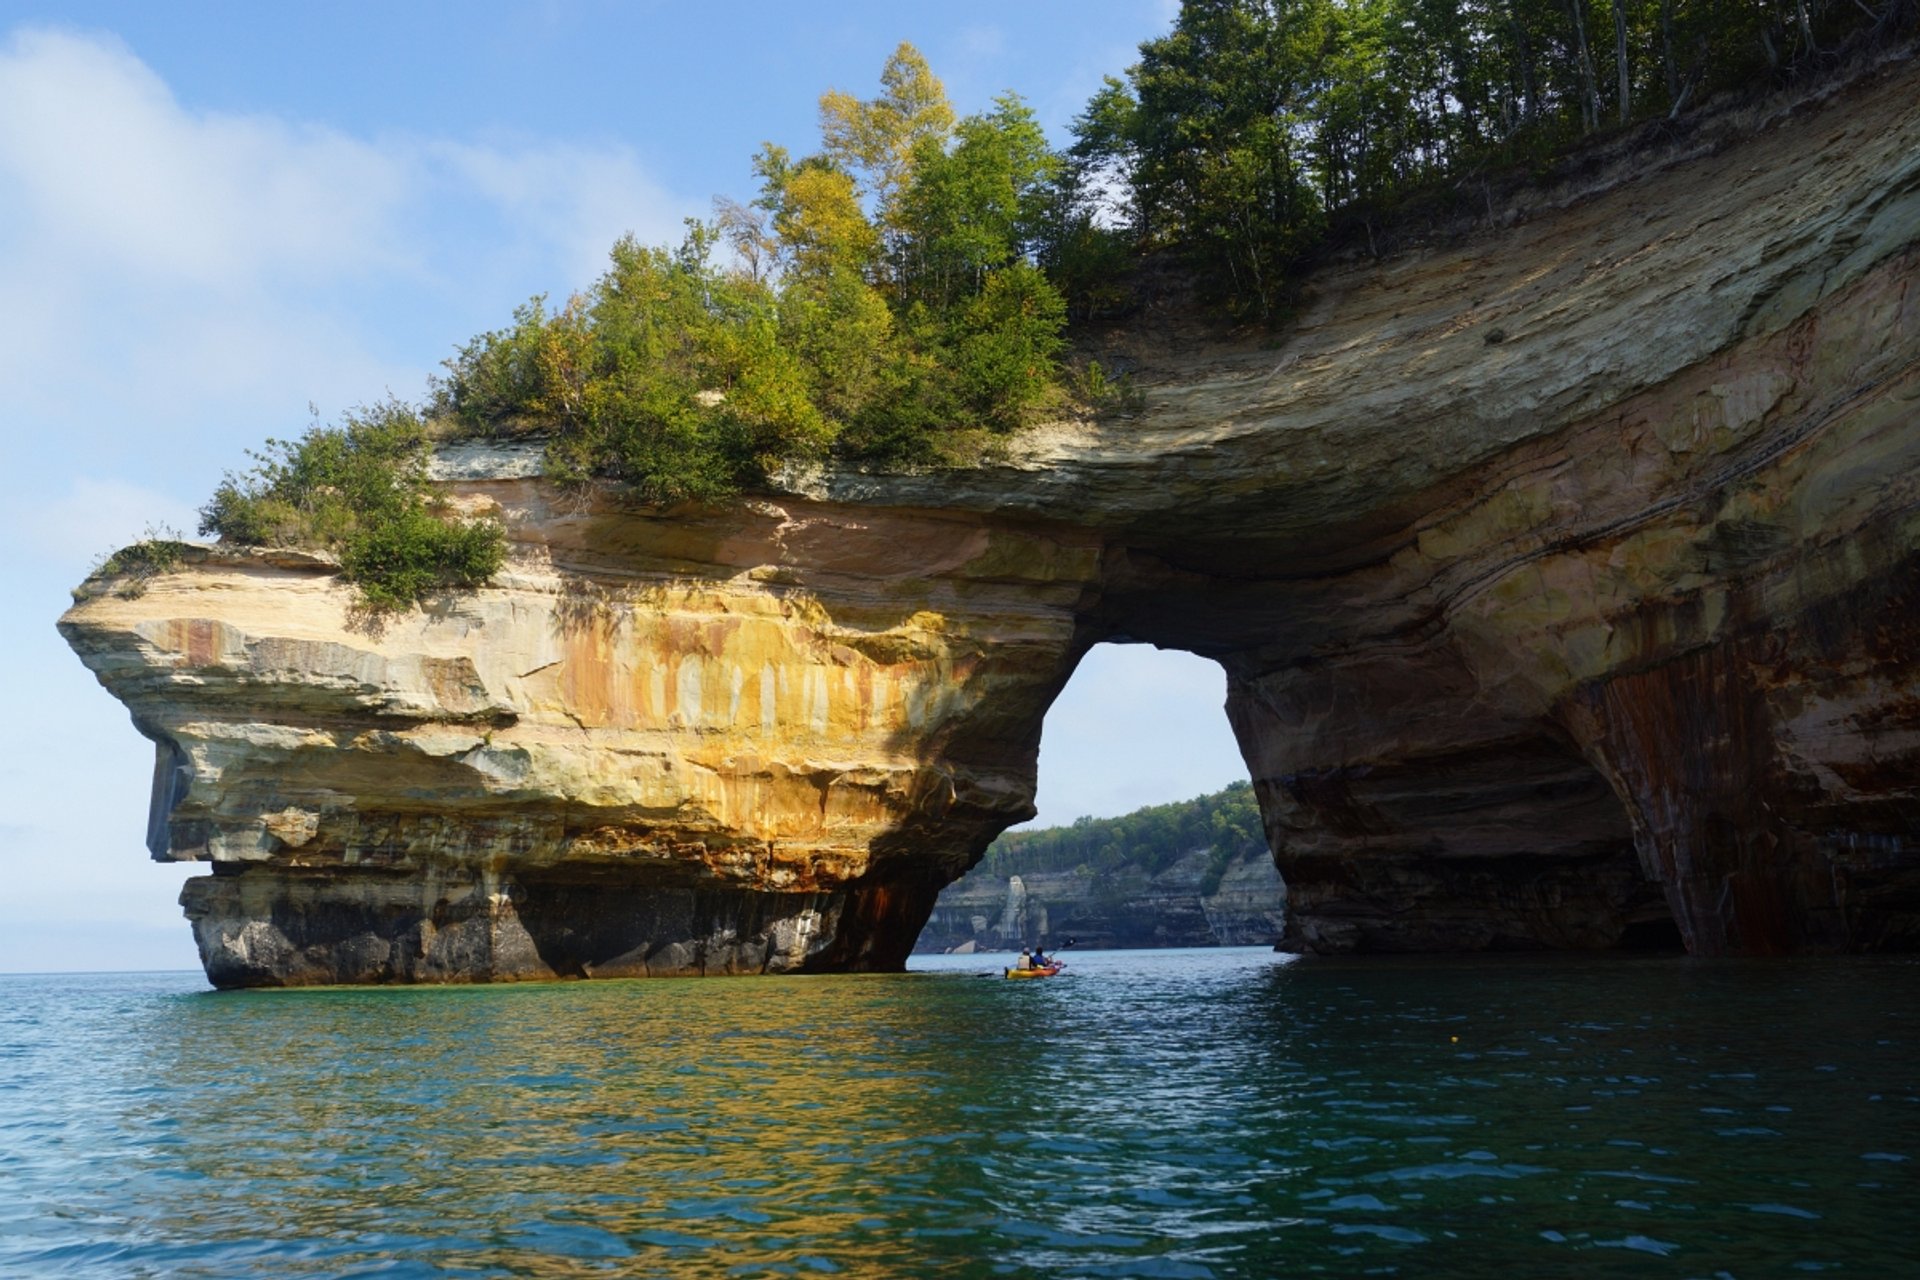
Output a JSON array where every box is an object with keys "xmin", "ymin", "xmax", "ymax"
[{"xmin": 2, "ymin": 948, "xmax": 1916, "ymax": 1277}]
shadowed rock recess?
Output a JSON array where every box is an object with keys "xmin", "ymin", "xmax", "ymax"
[{"xmin": 61, "ymin": 64, "xmax": 1920, "ymax": 984}]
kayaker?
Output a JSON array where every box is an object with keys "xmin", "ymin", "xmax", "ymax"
[{"xmin": 1030, "ymin": 945, "xmax": 1049, "ymax": 968}]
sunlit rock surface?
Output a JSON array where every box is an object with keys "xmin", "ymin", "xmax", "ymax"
[
  {"xmin": 62, "ymin": 504, "xmax": 1099, "ymax": 984},
  {"xmin": 61, "ymin": 60, "xmax": 1920, "ymax": 981}
]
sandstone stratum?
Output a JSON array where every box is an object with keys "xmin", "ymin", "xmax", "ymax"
[{"xmin": 61, "ymin": 61, "xmax": 1920, "ymax": 985}]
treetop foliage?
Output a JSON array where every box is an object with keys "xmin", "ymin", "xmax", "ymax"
[
  {"xmin": 818, "ymin": 43, "xmax": 956, "ymax": 224},
  {"xmin": 435, "ymin": 42, "xmax": 1081, "ymax": 493}
]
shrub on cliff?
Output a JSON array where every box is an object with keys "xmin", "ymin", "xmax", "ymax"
[
  {"xmin": 448, "ymin": 229, "xmax": 836, "ymax": 504},
  {"xmin": 185, "ymin": 46, "xmax": 1081, "ymax": 607},
  {"xmin": 199, "ymin": 400, "xmax": 506, "ymax": 612},
  {"xmin": 88, "ymin": 526, "xmax": 190, "ymax": 600}
]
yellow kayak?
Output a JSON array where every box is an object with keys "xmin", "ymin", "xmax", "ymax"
[{"xmin": 1003, "ymin": 964, "xmax": 1063, "ymax": 980}]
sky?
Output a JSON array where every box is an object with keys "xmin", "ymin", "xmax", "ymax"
[{"xmin": 0, "ymin": 0, "xmax": 1250, "ymax": 973}]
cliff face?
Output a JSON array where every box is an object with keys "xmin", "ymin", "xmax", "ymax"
[
  {"xmin": 61, "ymin": 61, "xmax": 1920, "ymax": 982},
  {"xmin": 61, "ymin": 502, "xmax": 1098, "ymax": 984},
  {"xmin": 915, "ymin": 849, "xmax": 1287, "ymax": 954}
]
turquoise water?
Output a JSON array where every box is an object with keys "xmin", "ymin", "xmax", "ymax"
[{"xmin": 2, "ymin": 948, "xmax": 1916, "ymax": 1278}]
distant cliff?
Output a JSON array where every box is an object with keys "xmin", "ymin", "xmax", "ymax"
[
  {"xmin": 914, "ymin": 782, "xmax": 1284, "ymax": 951},
  {"xmin": 915, "ymin": 850, "xmax": 1285, "ymax": 953}
]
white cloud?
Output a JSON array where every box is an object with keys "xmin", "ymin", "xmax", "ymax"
[
  {"xmin": 959, "ymin": 25, "xmax": 1008, "ymax": 59},
  {"xmin": 0, "ymin": 29, "xmax": 688, "ymax": 300},
  {"xmin": 0, "ymin": 28, "xmax": 411, "ymax": 291},
  {"xmin": 0, "ymin": 25, "xmax": 698, "ymax": 449}
]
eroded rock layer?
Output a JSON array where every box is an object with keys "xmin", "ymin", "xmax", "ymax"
[
  {"xmin": 64, "ymin": 504, "xmax": 1102, "ymax": 983},
  {"xmin": 61, "ymin": 59, "xmax": 1920, "ymax": 981}
]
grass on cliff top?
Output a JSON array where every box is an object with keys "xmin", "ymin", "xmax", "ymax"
[{"xmin": 83, "ymin": 527, "xmax": 193, "ymax": 601}]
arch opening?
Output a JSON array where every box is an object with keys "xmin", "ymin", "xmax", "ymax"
[{"xmin": 913, "ymin": 643, "xmax": 1284, "ymax": 956}]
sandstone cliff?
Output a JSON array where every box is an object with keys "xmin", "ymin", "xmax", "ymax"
[
  {"xmin": 915, "ymin": 849, "xmax": 1287, "ymax": 954},
  {"xmin": 61, "ymin": 58, "xmax": 1920, "ymax": 982}
]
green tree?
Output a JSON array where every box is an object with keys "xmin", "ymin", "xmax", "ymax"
[
  {"xmin": 558, "ymin": 226, "xmax": 831, "ymax": 502},
  {"xmin": 778, "ymin": 266, "xmax": 900, "ymax": 422},
  {"xmin": 948, "ymin": 263, "xmax": 1069, "ymax": 429},
  {"xmin": 1131, "ymin": 0, "xmax": 1329, "ymax": 320},
  {"xmin": 437, "ymin": 294, "xmax": 592, "ymax": 435},
  {"xmin": 896, "ymin": 94, "xmax": 1058, "ymax": 310},
  {"xmin": 1034, "ymin": 77, "xmax": 1142, "ymax": 320},
  {"xmin": 430, "ymin": 46, "xmax": 1078, "ymax": 490},
  {"xmin": 751, "ymin": 146, "xmax": 881, "ymax": 282},
  {"xmin": 818, "ymin": 41, "xmax": 956, "ymax": 232},
  {"xmin": 982, "ymin": 780, "xmax": 1268, "ymax": 879}
]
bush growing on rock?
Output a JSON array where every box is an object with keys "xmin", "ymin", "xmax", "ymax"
[
  {"xmin": 184, "ymin": 44, "xmax": 1076, "ymax": 608},
  {"xmin": 199, "ymin": 400, "xmax": 506, "ymax": 612},
  {"xmin": 88, "ymin": 526, "xmax": 190, "ymax": 600}
]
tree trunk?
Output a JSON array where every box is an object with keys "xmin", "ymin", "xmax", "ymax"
[
  {"xmin": 1614, "ymin": 0, "xmax": 1632, "ymax": 124},
  {"xmin": 1568, "ymin": 0, "xmax": 1601, "ymax": 132},
  {"xmin": 1514, "ymin": 5, "xmax": 1539, "ymax": 122},
  {"xmin": 1451, "ymin": 41, "xmax": 1480, "ymax": 153},
  {"xmin": 1661, "ymin": 0, "xmax": 1680, "ymax": 105}
]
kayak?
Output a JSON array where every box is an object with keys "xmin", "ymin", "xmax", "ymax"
[{"xmin": 1004, "ymin": 964, "xmax": 1063, "ymax": 980}]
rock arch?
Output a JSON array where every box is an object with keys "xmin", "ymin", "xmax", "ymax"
[{"xmin": 61, "ymin": 63, "xmax": 1920, "ymax": 982}]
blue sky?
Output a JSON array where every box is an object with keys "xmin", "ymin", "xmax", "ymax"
[{"xmin": 0, "ymin": 0, "xmax": 1250, "ymax": 972}]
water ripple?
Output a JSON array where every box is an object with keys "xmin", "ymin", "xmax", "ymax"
[{"xmin": 0, "ymin": 952, "xmax": 1916, "ymax": 1277}]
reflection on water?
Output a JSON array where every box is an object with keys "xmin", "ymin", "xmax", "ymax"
[{"xmin": 2, "ymin": 949, "xmax": 1917, "ymax": 1277}]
